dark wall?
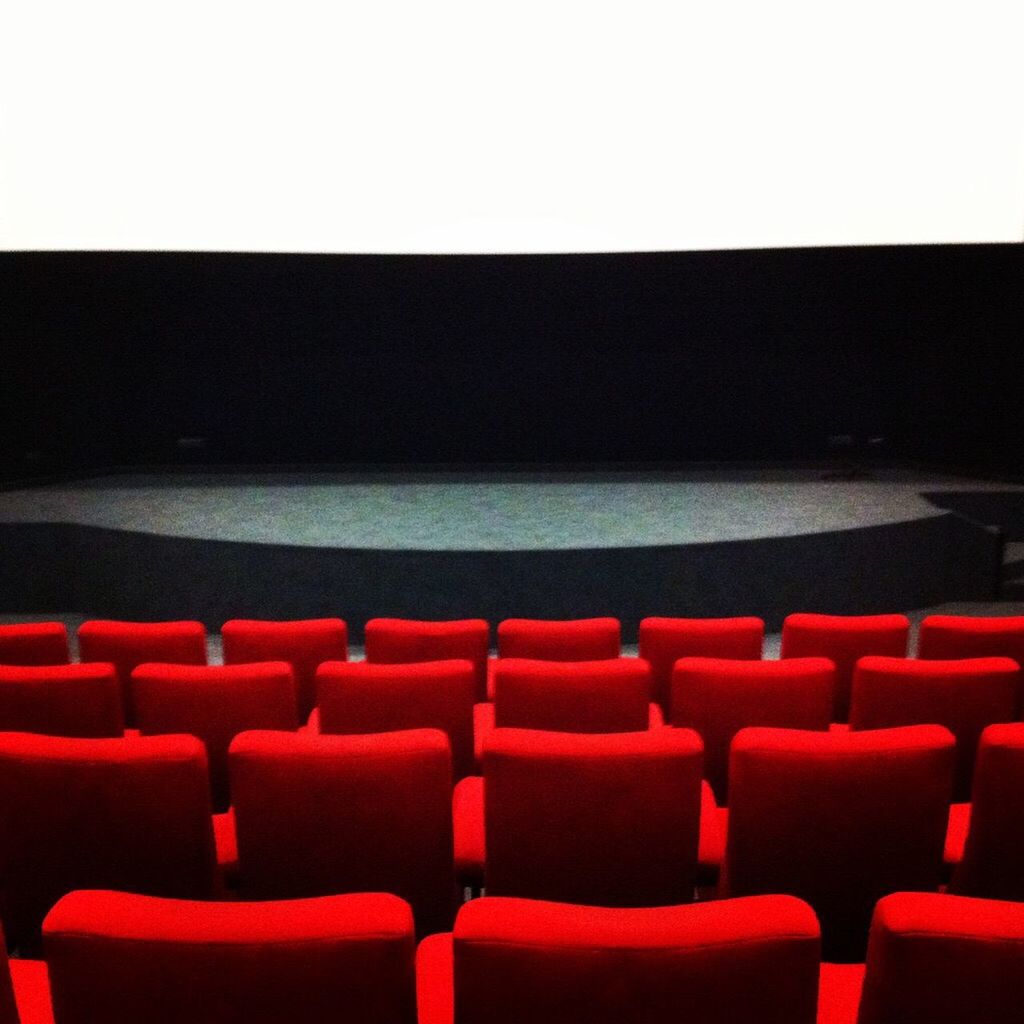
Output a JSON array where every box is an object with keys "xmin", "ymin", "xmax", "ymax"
[{"xmin": 2, "ymin": 245, "xmax": 1021, "ymax": 474}]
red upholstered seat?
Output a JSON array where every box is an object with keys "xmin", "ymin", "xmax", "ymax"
[
  {"xmin": 849, "ymin": 656, "xmax": 1018, "ymax": 801},
  {"xmin": 0, "ymin": 664, "xmax": 124, "ymax": 737},
  {"xmin": 0, "ymin": 922, "xmax": 52, "ymax": 1024},
  {"xmin": 950, "ymin": 722, "xmax": 1024, "ymax": 900},
  {"xmin": 670, "ymin": 656, "xmax": 834, "ymax": 802},
  {"xmin": 315, "ymin": 659, "xmax": 476, "ymax": 780},
  {"xmin": 221, "ymin": 618, "xmax": 347, "ymax": 721},
  {"xmin": 77, "ymin": 620, "xmax": 207, "ymax": 726},
  {"xmin": 230, "ymin": 729, "xmax": 456, "ymax": 934},
  {"xmin": 817, "ymin": 963, "xmax": 866, "ymax": 1024},
  {"xmin": 780, "ymin": 613, "xmax": 909, "ymax": 722},
  {"xmin": 917, "ymin": 614, "xmax": 1024, "ymax": 672},
  {"xmin": 848, "ymin": 892, "xmax": 1024, "ymax": 1024},
  {"xmin": 416, "ymin": 895, "xmax": 821, "ymax": 1024},
  {"xmin": 721, "ymin": 725, "xmax": 955, "ymax": 962},
  {"xmin": 43, "ymin": 890, "xmax": 417, "ymax": 1024},
  {"xmin": 0, "ymin": 623, "xmax": 69, "ymax": 667},
  {"xmin": 131, "ymin": 661, "xmax": 298, "ymax": 813},
  {"xmin": 640, "ymin": 616, "xmax": 764, "ymax": 711},
  {"xmin": 0, "ymin": 732, "xmax": 217, "ymax": 953},
  {"xmin": 365, "ymin": 619, "xmax": 490, "ymax": 702},
  {"xmin": 465, "ymin": 727, "xmax": 703, "ymax": 906}
]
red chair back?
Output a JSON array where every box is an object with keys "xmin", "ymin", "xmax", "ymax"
[
  {"xmin": 497, "ymin": 618, "xmax": 620, "ymax": 661},
  {"xmin": 918, "ymin": 615, "xmax": 1024, "ymax": 693},
  {"xmin": 0, "ymin": 622, "xmax": 69, "ymax": 666},
  {"xmin": 0, "ymin": 663, "xmax": 124, "ymax": 737}
]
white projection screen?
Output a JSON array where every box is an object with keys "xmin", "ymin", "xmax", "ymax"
[{"xmin": 1, "ymin": 0, "xmax": 1022, "ymax": 253}]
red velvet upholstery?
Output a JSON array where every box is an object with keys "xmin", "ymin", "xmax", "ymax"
[
  {"xmin": 0, "ymin": 921, "xmax": 52, "ymax": 1024},
  {"xmin": 0, "ymin": 623, "xmax": 69, "ymax": 667},
  {"xmin": 365, "ymin": 619, "xmax": 489, "ymax": 702},
  {"xmin": 854, "ymin": 892, "xmax": 1024, "ymax": 1024},
  {"xmin": 780, "ymin": 613, "xmax": 909, "ymax": 722},
  {"xmin": 230, "ymin": 729, "xmax": 455, "ymax": 934},
  {"xmin": 671, "ymin": 656, "xmax": 834, "ymax": 802},
  {"xmin": 416, "ymin": 895, "xmax": 821, "ymax": 1024},
  {"xmin": 817, "ymin": 963, "xmax": 865, "ymax": 1024},
  {"xmin": 950, "ymin": 722, "xmax": 1024, "ymax": 899},
  {"xmin": 721, "ymin": 725, "xmax": 955, "ymax": 961},
  {"xmin": 77, "ymin": 620, "xmax": 207, "ymax": 726},
  {"xmin": 43, "ymin": 890, "xmax": 416, "ymax": 1024},
  {"xmin": 316, "ymin": 659, "xmax": 476, "ymax": 780},
  {"xmin": 0, "ymin": 664, "xmax": 124, "ymax": 738},
  {"xmin": 480, "ymin": 727, "xmax": 703, "ymax": 906},
  {"xmin": 918, "ymin": 614, "xmax": 1024, "ymax": 680},
  {"xmin": 131, "ymin": 661, "xmax": 298, "ymax": 813},
  {"xmin": 221, "ymin": 618, "xmax": 347, "ymax": 721},
  {"xmin": 849, "ymin": 656, "xmax": 1018, "ymax": 801},
  {"xmin": 0, "ymin": 732, "xmax": 217, "ymax": 953},
  {"xmin": 640, "ymin": 616, "xmax": 764, "ymax": 711}
]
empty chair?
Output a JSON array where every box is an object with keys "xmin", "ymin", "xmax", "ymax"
[
  {"xmin": 721, "ymin": 725, "xmax": 955, "ymax": 961},
  {"xmin": 131, "ymin": 661, "xmax": 299, "ymax": 812},
  {"xmin": 0, "ymin": 622, "xmax": 69, "ymax": 666},
  {"xmin": 222, "ymin": 618, "xmax": 347, "ymax": 720},
  {"xmin": 43, "ymin": 890, "xmax": 416, "ymax": 1024},
  {"xmin": 315, "ymin": 660, "xmax": 476, "ymax": 780},
  {"xmin": 365, "ymin": 618, "xmax": 490, "ymax": 702},
  {"xmin": 0, "ymin": 663, "xmax": 124, "ymax": 737},
  {"xmin": 671, "ymin": 656, "xmax": 835, "ymax": 802},
  {"xmin": 640, "ymin": 616, "xmax": 764, "ymax": 711},
  {"xmin": 77, "ymin": 620, "xmax": 207, "ymax": 725},
  {"xmin": 0, "ymin": 732, "xmax": 217, "ymax": 953},
  {"xmin": 416, "ymin": 894, "xmax": 821, "ymax": 1024},
  {"xmin": 849, "ymin": 656, "xmax": 1018, "ymax": 801},
  {"xmin": 918, "ymin": 613, "xmax": 1024, "ymax": 672},
  {"xmin": 780, "ymin": 613, "xmax": 910, "ymax": 722},
  {"xmin": 230, "ymin": 729, "xmax": 455, "ymax": 934},
  {"xmin": 0, "ymin": 922, "xmax": 51, "ymax": 1024},
  {"xmin": 455, "ymin": 727, "xmax": 703, "ymax": 906}
]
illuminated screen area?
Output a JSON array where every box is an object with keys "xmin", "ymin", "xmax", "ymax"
[{"xmin": 1, "ymin": 0, "xmax": 1022, "ymax": 253}]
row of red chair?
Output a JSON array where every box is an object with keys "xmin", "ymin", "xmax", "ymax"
[{"xmin": 2, "ymin": 888, "xmax": 1021, "ymax": 1023}]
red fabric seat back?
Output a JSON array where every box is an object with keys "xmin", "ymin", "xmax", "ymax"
[
  {"xmin": 43, "ymin": 890, "xmax": 417, "ymax": 1024},
  {"xmin": 497, "ymin": 618, "xmax": 620, "ymax": 661},
  {"xmin": 951, "ymin": 722, "xmax": 1024, "ymax": 900},
  {"xmin": 364, "ymin": 619, "xmax": 490, "ymax": 702},
  {"xmin": 721, "ymin": 725, "xmax": 955, "ymax": 961},
  {"xmin": 0, "ymin": 923, "xmax": 18, "ymax": 1024},
  {"xmin": 850, "ymin": 656, "xmax": 1019, "ymax": 800},
  {"xmin": 230, "ymin": 729, "xmax": 455, "ymax": 934},
  {"xmin": 483, "ymin": 727, "xmax": 703, "ymax": 907},
  {"xmin": 857, "ymin": 892, "xmax": 1024, "ymax": 1024},
  {"xmin": 0, "ymin": 622, "xmax": 69, "ymax": 666},
  {"xmin": 0, "ymin": 663, "xmax": 124, "ymax": 737},
  {"xmin": 131, "ymin": 662, "xmax": 299, "ymax": 812},
  {"xmin": 671, "ymin": 657, "xmax": 835, "ymax": 801},
  {"xmin": 492, "ymin": 658, "xmax": 652, "ymax": 733},
  {"xmin": 451, "ymin": 895, "xmax": 820, "ymax": 1024},
  {"xmin": 780, "ymin": 613, "xmax": 909, "ymax": 722},
  {"xmin": 918, "ymin": 615, "xmax": 1024, "ymax": 688},
  {"xmin": 221, "ymin": 618, "xmax": 347, "ymax": 721},
  {"xmin": 77, "ymin": 620, "xmax": 207, "ymax": 726},
  {"xmin": 316, "ymin": 660, "xmax": 476, "ymax": 780},
  {"xmin": 640, "ymin": 616, "xmax": 764, "ymax": 711},
  {"xmin": 0, "ymin": 732, "xmax": 216, "ymax": 953}
]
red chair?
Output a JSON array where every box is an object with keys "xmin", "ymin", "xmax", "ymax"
[
  {"xmin": 365, "ymin": 619, "xmax": 490, "ymax": 702},
  {"xmin": 0, "ymin": 921, "xmax": 50, "ymax": 1024},
  {"xmin": 849, "ymin": 656, "xmax": 1018, "ymax": 801},
  {"xmin": 221, "ymin": 618, "xmax": 347, "ymax": 721},
  {"xmin": 43, "ymin": 890, "xmax": 417, "ymax": 1024},
  {"xmin": 230, "ymin": 729, "xmax": 455, "ymax": 934},
  {"xmin": 0, "ymin": 732, "xmax": 217, "ymax": 953},
  {"xmin": 949, "ymin": 723, "xmax": 1024, "ymax": 900},
  {"xmin": 918, "ymin": 614, "xmax": 1024, "ymax": 675},
  {"xmin": 315, "ymin": 660, "xmax": 476, "ymax": 780},
  {"xmin": 780, "ymin": 613, "xmax": 910, "ymax": 722},
  {"xmin": 455, "ymin": 727, "xmax": 703, "ymax": 906},
  {"xmin": 131, "ymin": 662, "xmax": 298, "ymax": 813},
  {"xmin": 77, "ymin": 620, "xmax": 207, "ymax": 725},
  {"xmin": 670, "ymin": 656, "xmax": 834, "ymax": 802},
  {"xmin": 416, "ymin": 894, "xmax": 821, "ymax": 1024},
  {"xmin": 818, "ymin": 892, "xmax": 1024, "ymax": 1024},
  {"xmin": 721, "ymin": 725, "xmax": 955, "ymax": 962},
  {"xmin": 0, "ymin": 664, "xmax": 124, "ymax": 737},
  {"xmin": 489, "ymin": 617, "xmax": 620, "ymax": 698},
  {"xmin": 0, "ymin": 623, "xmax": 69, "ymax": 666},
  {"xmin": 640, "ymin": 616, "xmax": 764, "ymax": 711}
]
